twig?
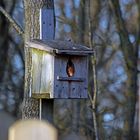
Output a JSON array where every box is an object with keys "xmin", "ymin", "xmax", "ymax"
[
  {"xmin": 109, "ymin": 0, "xmax": 135, "ymax": 69},
  {"xmin": 88, "ymin": 0, "xmax": 99, "ymax": 140},
  {"xmin": 135, "ymin": 0, "xmax": 140, "ymax": 51},
  {"xmin": 0, "ymin": 6, "xmax": 24, "ymax": 36}
]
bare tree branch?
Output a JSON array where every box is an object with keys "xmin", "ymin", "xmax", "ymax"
[
  {"xmin": 0, "ymin": 6, "xmax": 24, "ymax": 37},
  {"xmin": 135, "ymin": 0, "xmax": 140, "ymax": 50},
  {"xmin": 9, "ymin": 36, "xmax": 24, "ymax": 64},
  {"xmin": 109, "ymin": 0, "xmax": 135, "ymax": 70},
  {"xmin": 88, "ymin": 0, "xmax": 99, "ymax": 140}
]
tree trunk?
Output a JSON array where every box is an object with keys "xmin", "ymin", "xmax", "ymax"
[
  {"xmin": 0, "ymin": 1, "xmax": 10, "ymax": 83},
  {"xmin": 123, "ymin": 64, "xmax": 138, "ymax": 140},
  {"xmin": 22, "ymin": 0, "xmax": 54, "ymax": 119},
  {"xmin": 109, "ymin": 1, "xmax": 139, "ymax": 139}
]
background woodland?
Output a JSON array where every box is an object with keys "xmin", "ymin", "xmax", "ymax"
[{"xmin": 0, "ymin": 0, "xmax": 139, "ymax": 140}]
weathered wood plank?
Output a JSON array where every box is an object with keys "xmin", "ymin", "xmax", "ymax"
[
  {"xmin": 26, "ymin": 41, "xmax": 54, "ymax": 54},
  {"xmin": 40, "ymin": 52, "xmax": 54, "ymax": 98},
  {"xmin": 40, "ymin": 8, "xmax": 55, "ymax": 41},
  {"xmin": 39, "ymin": 4, "xmax": 55, "ymax": 122},
  {"xmin": 32, "ymin": 49, "xmax": 43, "ymax": 95},
  {"xmin": 31, "ymin": 48, "xmax": 54, "ymax": 99}
]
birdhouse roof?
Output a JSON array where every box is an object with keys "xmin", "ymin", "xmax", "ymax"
[{"xmin": 26, "ymin": 39, "xmax": 93, "ymax": 55}]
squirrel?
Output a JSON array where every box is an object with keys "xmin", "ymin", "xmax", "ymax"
[{"xmin": 66, "ymin": 58, "xmax": 75, "ymax": 77}]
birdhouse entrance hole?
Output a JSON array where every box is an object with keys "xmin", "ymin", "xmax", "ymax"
[{"xmin": 66, "ymin": 58, "xmax": 75, "ymax": 77}]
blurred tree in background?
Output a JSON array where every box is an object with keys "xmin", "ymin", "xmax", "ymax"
[
  {"xmin": 0, "ymin": 0, "xmax": 139, "ymax": 140},
  {"xmin": 0, "ymin": 0, "xmax": 24, "ymax": 117}
]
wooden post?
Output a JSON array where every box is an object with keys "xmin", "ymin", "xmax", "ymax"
[
  {"xmin": 8, "ymin": 120, "xmax": 57, "ymax": 140},
  {"xmin": 40, "ymin": 6, "xmax": 55, "ymax": 41},
  {"xmin": 138, "ymin": 74, "xmax": 140, "ymax": 139},
  {"xmin": 138, "ymin": 60, "xmax": 140, "ymax": 140},
  {"xmin": 39, "ymin": 3, "xmax": 55, "ymax": 122}
]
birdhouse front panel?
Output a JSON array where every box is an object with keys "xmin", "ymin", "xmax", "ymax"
[
  {"xmin": 53, "ymin": 55, "xmax": 88, "ymax": 98},
  {"xmin": 31, "ymin": 48, "xmax": 54, "ymax": 98}
]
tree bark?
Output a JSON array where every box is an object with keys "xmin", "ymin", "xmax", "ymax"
[
  {"xmin": 22, "ymin": 0, "xmax": 54, "ymax": 119},
  {"xmin": 123, "ymin": 64, "xmax": 138, "ymax": 140}
]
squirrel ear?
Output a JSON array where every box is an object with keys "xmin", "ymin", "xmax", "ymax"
[{"xmin": 67, "ymin": 59, "xmax": 72, "ymax": 66}]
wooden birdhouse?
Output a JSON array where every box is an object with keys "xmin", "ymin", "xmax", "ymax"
[{"xmin": 25, "ymin": 39, "xmax": 93, "ymax": 99}]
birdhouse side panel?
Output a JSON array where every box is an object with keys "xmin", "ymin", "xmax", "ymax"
[
  {"xmin": 31, "ymin": 49, "xmax": 54, "ymax": 98},
  {"xmin": 32, "ymin": 49, "xmax": 43, "ymax": 96},
  {"xmin": 54, "ymin": 56, "xmax": 88, "ymax": 98},
  {"xmin": 40, "ymin": 52, "xmax": 54, "ymax": 98}
]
